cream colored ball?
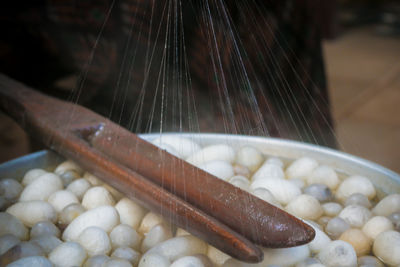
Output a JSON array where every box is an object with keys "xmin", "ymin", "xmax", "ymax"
[{"xmin": 339, "ymin": 228, "xmax": 372, "ymax": 256}]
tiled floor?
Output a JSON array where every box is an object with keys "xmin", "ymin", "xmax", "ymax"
[{"xmin": 324, "ymin": 26, "xmax": 400, "ymax": 173}]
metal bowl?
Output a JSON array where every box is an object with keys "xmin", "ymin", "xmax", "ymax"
[{"xmin": 1, "ymin": 133, "xmax": 400, "ymax": 196}]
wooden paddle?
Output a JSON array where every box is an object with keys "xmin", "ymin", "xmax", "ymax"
[{"xmin": 0, "ymin": 74, "xmax": 314, "ymax": 262}]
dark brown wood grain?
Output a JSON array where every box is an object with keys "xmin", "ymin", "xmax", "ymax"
[
  {"xmin": 90, "ymin": 125, "xmax": 315, "ymax": 248},
  {"xmin": 0, "ymin": 73, "xmax": 315, "ymax": 262}
]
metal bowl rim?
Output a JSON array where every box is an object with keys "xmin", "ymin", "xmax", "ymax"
[{"xmin": 140, "ymin": 132, "xmax": 400, "ymax": 180}]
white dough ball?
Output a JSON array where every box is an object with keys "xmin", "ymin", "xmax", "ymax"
[
  {"xmin": 295, "ymin": 258, "xmax": 326, "ymax": 267},
  {"xmin": 295, "ymin": 257, "xmax": 322, "ymax": 267},
  {"xmin": 265, "ymin": 157, "xmax": 284, "ymax": 167},
  {"xmin": 111, "ymin": 247, "xmax": 140, "ymax": 266},
  {"xmin": 102, "ymin": 184, "xmax": 124, "ymax": 201},
  {"xmin": 362, "ymin": 216, "xmax": 394, "ymax": 240},
  {"xmin": 322, "ymin": 202, "xmax": 343, "ymax": 217},
  {"xmin": 6, "ymin": 201, "xmax": 57, "ymax": 227},
  {"xmin": 54, "ymin": 160, "xmax": 83, "ymax": 176},
  {"xmin": 30, "ymin": 221, "xmax": 60, "ymax": 238},
  {"xmin": 82, "ymin": 186, "xmax": 115, "ymax": 210},
  {"xmin": 151, "ymin": 135, "xmax": 201, "ymax": 158},
  {"xmin": 357, "ymin": 255, "xmax": 385, "ymax": 267},
  {"xmin": 30, "ymin": 234, "xmax": 63, "ymax": 255},
  {"xmin": 78, "ymin": 226, "xmax": 111, "ymax": 256},
  {"xmin": 303, "ymin": 183, "xmax": 332, "ymax": 202},
  {"xmin": 66, "ymin": 178, "xmax": 91, "ymax": 200},
  {"xmin": 170, "ymin": 256, "xmax": 206, "ymax": 267},
  {"xmin": 306, "ymin": 221, "xmax": 331, "ymax": 254},
  {"xmin": 84, "ymin": 255, "xmax": 110, "ymax": 267},
  {"xmin": 49, "ymin": 241, "xmax": 87, "ymax": 267},
  {"xmin": 115, "ymin": 198, "xmax": 147, "ymax": 230},
  {"xmin": 185, "ymin": 254, "xmax": 213, "ymax": 266},
  {"xmin": 62, "ymin": 205, "xmax": 119, "ymax": 241},
  {"xmin": 339, "ymin": 228, "xmax": 372, "ymax": 256},
  {"xmin": 0, "ymin": 179, "xmax": 23, "ymax": 201},
  {"xmin": 110, "ymin": 224, "xmax": 142, "ymax": 250},
  {"xmin": 58, "ymin": 203, "xmax": 86, "ymax": 225},
  {"xmin": 84, "ymin": 172, "xmax": 103, "ymax": 186},
  {"xmin": 138, "ymin": 252, "xmax": 170, "ymax": 267},
  {"xmin": 339, "ymin": 204, "xmax": 372, "ymax": 228},
  {"xmin": 285, "ymin": 157, "xmax": 318, "ymax": 180},
  {"xmin": 259, "ymin": 245, "xmax": 310, "ymax": 266},
  {"xmin": 372, "ymin": 194, "xmax": 400, "ymax": 216},
  {"xmin": 252, "ymin": 162, "xmax": 284, "ymax": 181},
  {"xmin": 21, "ymin": 169, "xmax": 47, "ymax": 186},
  {"xmin": 236, "ymin": 146, "xmax": 264, "ymax": 172},
  {"xmin": 58, "ymin": 169, "xmax": 80, "ymax": 186},
  {"xmin": 250, "ymin": 178, "xmax": 301, "ymax": 205},
  {"xmin": 286, "ymin": 194, "xmax": 323, "ymax": 220},
  {"xmin": 0, "ymin": 234, "xmax": 20, "ymax": 255},
  {"xmin": 145, "ymin": 235, "xmax": 207, "ymax": 262},
  {"xmin": 19, "ymin": 173, "xmax": 63, "ymax": 201},
  {"xmin": 307, "ymin": 165, "xmax": 339, "ymax": 190},
  {"xmin": 141, "ymin": 223, "xmax": 173, "ymax": 253},
  {"xmin": 0, "ymin": 212, "xmax": 29, "ymax": 240},
  {"xmin": 7, "ymin": 256, "xmax": 53, "ymax": 267},
  {"xmin": 221, "ymin": 258, "xmax": 244, "ymax": 267},
  {"xmin": 325, "ymin": 217, "xmax": 350, "ymax": 239},
  {"xmin": 199, "ymin": 160, "xmax": 234, "ymax": 181},
  {"xmin": 317, "ymin": 240, "xmax": 357, "ymax": 267},
  {"xmin": 290, "ymin": 178, "xmax": 306, "ymax": 190},
  {"xmin": 232, "ymin": 164, "xmax": 251, "ymax": 177},
  {"xmin": 336, "ymin": 175, "xmax": 376, "ymax": 201},
  {"xmin": 10, "ymin": 138, "xmax": 400, "ymax": 267},
  {"xmin": 48, "ymin": 190, "xmax": 79, "ymax": 213},
  {"xmin": 103, "ymin": 258, "xmax": 132, "ymax": 267},
  {"xmin": 1, "ymin": 242, "xmax": 45, "ymax": 264},
  {"xmin": 186, "ymin": 144, "xmax": 235, "ymax": 166},
  {"xmin": 344, "ymin": 193, "xmax": 371, "ymax": 208},
  {"xmin": 372, "ymin": 230, "xmax": 400, "ymax": 266},
  {"xmin": 138, "ymin": 213, "xmax": 167, "ymax": 234}
]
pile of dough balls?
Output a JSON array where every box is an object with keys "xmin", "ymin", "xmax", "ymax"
[{"xmin": 0, "ymin": 135, "xmax": 399, "ymax": 267}]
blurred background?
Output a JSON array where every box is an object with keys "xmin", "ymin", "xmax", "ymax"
[
  {"xmin": 324, "ymin": 0, "xmax": 400, "ymax": 173},
  {"xmin": 0, "ymin": 0, "xmax": 399, "ymax": 172}
]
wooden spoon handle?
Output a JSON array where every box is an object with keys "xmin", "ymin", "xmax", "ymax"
[
  {"xmin": 0, "ymin": 74, "xmax": 263, "ymax": 262},
  {"xmin": 0, "ymin": 73, "xmax": 315, "ymax": 261},
  {"xmin": 91, "ymin": 123, "xmax": 315, "ymax": 248}
]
